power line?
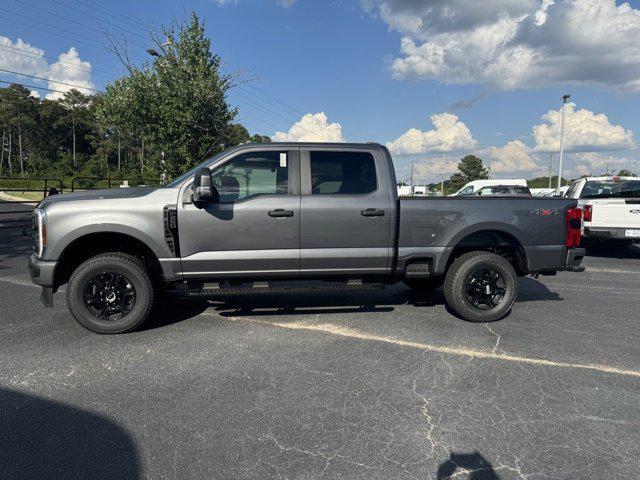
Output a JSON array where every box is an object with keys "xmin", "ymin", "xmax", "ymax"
[
  {"xmin": 13, "ymin": 0, "xmax": 149, "ymax": 46},
  {"xmin": 5, "ymin": 2, "xmax": 365, "ymax": 141},
  {"xmin": 0, "ymin": 79, "xmax": 67, "ymax": 94},
  {"xmin": 70, "ymin": 0, "xmax": 151, "ymax": 33},
  {"xmin": 0, "ymin": 7, "xmax": 109, "ymax": 51},
  {"xmin": 0, "ymin": 44, "xmax": 117, "ymax": 79},
  {"xmin": 0, "ymin": 68, "xmax": 101, "ymax": 93}
]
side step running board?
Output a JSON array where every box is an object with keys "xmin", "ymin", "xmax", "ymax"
[{"xmin": 184, "ymin": 281, "xmax": 385, "ymax": 297}]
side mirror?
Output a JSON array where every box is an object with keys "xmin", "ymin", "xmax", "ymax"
[{"xmin": 192, "ymin": 167, "xmax": 219, "ymax": 206}]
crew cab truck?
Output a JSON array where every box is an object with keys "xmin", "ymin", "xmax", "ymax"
[
  {"xmin": 29, "ymin": 143, "xmax": 585, "ymax": 333},
  {"xmin": 565, "ymin": 176, "xmax": 640, "ymax": 245}
]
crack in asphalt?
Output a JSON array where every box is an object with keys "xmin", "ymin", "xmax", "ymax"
[{"xmin": 201, "ymin": 313, "xmax": 640, "ymax": 379}]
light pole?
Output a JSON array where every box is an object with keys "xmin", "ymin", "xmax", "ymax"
[
  {"xmin": 441, "ymin": 153, "xmax": 445, "ymax": 196},
  {"xmin": 556, "ymin": 94, "xmax": 570, "ymax": 195}
]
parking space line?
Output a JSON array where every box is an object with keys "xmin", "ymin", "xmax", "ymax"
[
  {"xmin": 203, "ymin": 313, "xmax": 640, "ymax": 379},
  {"xmin": 0, "ymin": 276, "xmax": 40, "ymax": 288}
]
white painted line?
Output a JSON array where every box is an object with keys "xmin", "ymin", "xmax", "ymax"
[
  {"xmin": 585, "ymin": 267, "xmax": 640, "ymax": 275},
  {"xmin": 201, "ymin": 312, "xmax": 640, "ymax": 379},
  {"xmin": 0, "ymin": 276, "xmax": 40, "ymax": 288},
  {"xmin": 0, "ymin": 276, "xmax": 65, "ymax": 292}
]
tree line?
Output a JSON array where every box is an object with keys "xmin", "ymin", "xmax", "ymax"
[{"xmin": 0, "ymin": 13, "xmax": 269, "ymax": 185}]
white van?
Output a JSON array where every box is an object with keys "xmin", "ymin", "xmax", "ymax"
[{"xmin": 452, "ymin": 179, "xmax": 528, "ymax": 196}]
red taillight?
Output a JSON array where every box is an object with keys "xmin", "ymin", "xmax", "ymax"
[
  {"xmin": 566, "ymin": 207, "xmax": 582, "ymax": 248},
  {"xmin": 583, "ymin": 204, "xmax": 592, "ymax": 222}
]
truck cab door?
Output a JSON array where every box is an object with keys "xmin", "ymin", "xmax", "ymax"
[
  {"xmin": 178, "ymin": 148, "xmax": 301, "ymax": 279},
  {"xmin": 299, "ymin": 147, "xmax": 395, "ymax": 275}
]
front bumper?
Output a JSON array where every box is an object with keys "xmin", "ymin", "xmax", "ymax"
[
  {"xmin": 565, "ymin": 248, "xmax": 585, "ymax": 272},
  {"xmin": 584, "ymin": 227, "xmax": 640, "ymax": 241},
  {"xmin": 28, "ymin": 254, "xmax": 57, "ymax": 307},
  {"xmin": 28, "ymin": 253, "xmax": 56, "ymax": 287}
]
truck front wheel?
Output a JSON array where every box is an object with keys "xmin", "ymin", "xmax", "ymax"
[
  {"xmin": 66, "ymin": 253, "xmax": 155, "ymax": 334},
  {"xmin": 443, "ymin": 251, "xmax": 517, "ymax": 323}
]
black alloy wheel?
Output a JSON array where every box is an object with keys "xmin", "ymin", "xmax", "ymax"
[
  {"xmin": 83, "ymin": 272, "xmax": 137, "ymax": 320},
  {"xmin": 464, "ymin": 267, "xmax": 507, "ymax": 311}
]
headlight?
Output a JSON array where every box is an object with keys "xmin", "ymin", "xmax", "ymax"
[{"xmin": 33, "ymin": 209, "xmax": 46, "ymax": 258}]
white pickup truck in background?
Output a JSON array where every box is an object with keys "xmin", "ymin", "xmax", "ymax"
[{"xmin": 565, "ymin": 176, "xmax": 640, "ymax": 245}]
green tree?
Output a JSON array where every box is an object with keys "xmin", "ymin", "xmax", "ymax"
[
  {"xmin": 98, "ymin": 12, "xmax": 240, "ymax": 178},
  {"xmin": 448, "ymin": 154, "xmax": 489, "ymax": 193},
  {"xmin": 617, "ymin": 169, "xmax": 636, "ymax": 177},
  {"xmin": 527, "ymin": 176, "xmax": 571, "ymax": 188},
  {"xmin": 58, "ymin": 89, "xmax": 93, "ymax": 168}
]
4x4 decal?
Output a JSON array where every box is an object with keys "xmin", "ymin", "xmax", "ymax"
[{"xmin": 530, "ymin": 208, "xmax": 559, "ymax": 216}]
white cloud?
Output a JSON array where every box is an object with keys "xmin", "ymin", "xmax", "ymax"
[
  {"xmin": 46, "ymin": 47, "xmax": 95, "ymax": 100},
  {"xmin": 412, "ymin": 157, "xmax": 460, "ymax": 179},
  {"xmin": 0, "ymin": 36, "xmax": 94, "ymax": 100},
  {"xmin": 0, "ymin": 36, "xmax": 48, "ymax": 78},
  {"xmin": 490, "ymin": 140, "xmax": 542, "ymax": 173},
  {"xmin": 572, "ymin": 152, "xmax": 640, "ymax": 177},
  {"xmin": 386, "ymin": 113, "xmax": 477, "ymax": 155},
  {"xmin": 533, "ymin": 103, "xmax": 635, "ymax": 153},
  {"xmin": 369, "ymin": 0, "xmax": 640, "ymax": 91},
  {"xmin": 29, "ymin": 90, "xmax": 40, "ymax": 99},
  {"xmin": 273, "ymin": 112, "xmax": 345, "ymax": 142}
]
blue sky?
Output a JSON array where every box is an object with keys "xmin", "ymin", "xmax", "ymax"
[{"xmin": 1, "ymin": 0, "xmax": 640, "ymax": 183}]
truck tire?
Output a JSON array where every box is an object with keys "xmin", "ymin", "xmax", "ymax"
[
  {"xmin": 66, "ymin": 253, "xmax": 154, "ymax": 334},
  {"xmin": 402, "ymin": 276, "xmax": 443, "ymax": 291},
  {"xmin": 443, "ymin": 251, "xmax": 517, "ymax": 323}
]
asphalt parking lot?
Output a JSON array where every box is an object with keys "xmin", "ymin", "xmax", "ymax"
[{"xmin": 1, "ymin": 204, "xmax": 639, "ymax": 480}]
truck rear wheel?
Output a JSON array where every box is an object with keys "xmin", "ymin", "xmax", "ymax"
[
  {"xmin": 66, "ymin": 253, "xmax": 154, "ymax": 334},
  {"xmin": 443, "ymin": 251, "xmax": 517, "ymax": 323}
]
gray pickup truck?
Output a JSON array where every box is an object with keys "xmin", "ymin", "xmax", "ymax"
[{"xmin": 29, "ymin": 143, "xmax": 585, "ymax": 333}]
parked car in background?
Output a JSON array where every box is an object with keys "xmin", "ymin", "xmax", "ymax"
[
  {"xmin": 476, "ymin": 185, "xmax": 532, "ymax": 197},
  {"xmin": 530, "ymin": 187, "xmax": 570, "ymax": 197},
  {"xmin": 565, "ymin": 176, "xmax": 640, "ymax": 245},
  {"xmin": 452, "ymin": 179, "xmax": 528, "ymax": 196},
  {"xmin": 397, "ymin": 184, "xmax": 429, "ymax": 197}
]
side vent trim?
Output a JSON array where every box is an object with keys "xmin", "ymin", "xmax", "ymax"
[{"xmin": 163, "ymin": 205, "xmax": 180, "ymax": 257}]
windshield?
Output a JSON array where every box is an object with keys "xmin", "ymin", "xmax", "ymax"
[
  {"xmin": 580, "ymin": 180, "xmax": 640, "ymax": 199},
  {"xmin": 165, "ymin": 151, "xmax": 227, "ymax": 188}
]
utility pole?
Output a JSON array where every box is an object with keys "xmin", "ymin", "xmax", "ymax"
[
  {"xmin": 410, "ymin": 161, "xmax": 414, "ymax": 187},
  {"xmin": 556, "ymin": 94, "xmax": 571, "ymax": 195},
  {"xmin": 548, "ymin": 153, "xmax": 553, "ymax": 189},
  {"xmin": 441, "ymin": 153, "xmax": 445, "ymax": 196}
]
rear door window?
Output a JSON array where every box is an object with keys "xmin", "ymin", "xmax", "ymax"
[
  {"xmin": 580, "ymin": 180, "xmax": 640, "ymax": 199},
  {"xmin": 310, "ymin": 151, "xmax": 377, "ymax": 195}
]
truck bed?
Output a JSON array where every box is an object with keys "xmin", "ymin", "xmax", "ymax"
[{"xmin": 396, "ymin": 196, "xmax": 578, "ymax": 276}]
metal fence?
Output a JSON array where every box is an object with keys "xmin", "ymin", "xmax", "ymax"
[
  {"xmin": 70, "ymin": 177, "xmax": 162, "ymax": 191},
  {"xmin": 0, "ymin": 176, "xmax": 161, "ymax": 233},
  {"xmin": 0, "ymin": 177, "xmax": 64, "ymax": 233}
]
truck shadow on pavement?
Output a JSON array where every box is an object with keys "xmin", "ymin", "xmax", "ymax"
[
  {"xmin": 202, "ymin": 277, "xmax": 561, "ymax": 320},
  {"xmin": 0, "ymin": 387, "xmax": 140, "ymax": 480},
  {"xmin": 583, "ymin": 242, "xmax": 640, "ymax": 259}
]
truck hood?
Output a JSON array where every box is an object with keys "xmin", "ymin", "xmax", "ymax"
[{"xmin": 38, "ymin": 187, "xmax": 158, "ymax": 207}]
